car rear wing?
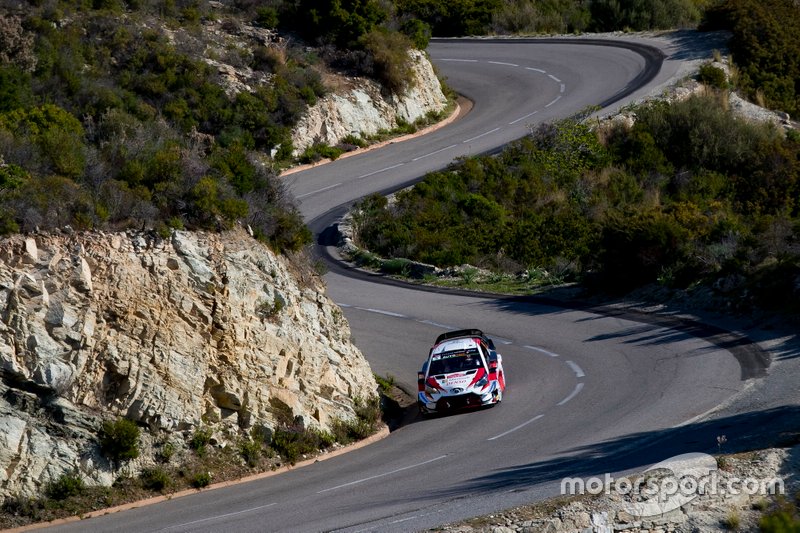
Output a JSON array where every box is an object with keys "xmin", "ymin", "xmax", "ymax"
[{"xmin": 434, "ymin": 329, "xmax": 496, "ymax": 350}]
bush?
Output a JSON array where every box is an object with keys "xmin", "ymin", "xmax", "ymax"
[
  {"xmin": 759, "ymin": 499, "xmax": 800, "ymax": 532},
  {"xmin": 698, "ymin": 63, "xmax": 728, "ymax": 89},
  {"xmin": 270, "ymin": 428, "xmax": 330, "ymax": 464},
  {"xmin": 331, "ymin": 396, "xmax": 381, "ymax": 444},
  {"xmin": 360, "ymin": 29, "xmax": 414, "ymax": 94},
  {"xmin": 140, "ymin": 467, "xmax": 170, "ymax": 491},
  {"xmin": 46, "ymin": 473, "xmax": 84, "ymax": 500},
  {"xmin": 190, "ymin": 471, "xmax": 212, "ymax": 488},
  {"xmin": 239, "ymin": 438, "xmax": 262, "ymax": 467},
  {"xmin": 1, "ymin": 496, "xmax": 45, "ymax": 520},
  {"xmin": 299, "ymin": 143, "xmax": 344, "ymax": 164},
  {"xmin": 702, "ymin": 0, "xmax": 800, "ymax": 115},
  {"xmin": 190, "ymin": 426, "xmax": 212, "ymax": 455},
  {"xmin": 99, "ymin": 418, "xmax": 140, "ymax": 463}
]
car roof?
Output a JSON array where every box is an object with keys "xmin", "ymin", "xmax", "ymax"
[{"xmin": 431, "ymin": 336, "xmax": 481, "ymax": 355}]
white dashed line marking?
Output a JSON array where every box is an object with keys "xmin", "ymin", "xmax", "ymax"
[
  {"xmin": 317, "ymin": 455, "xmax": 448, "ymax": 493},
  {"xmin": 160, "ymin": 503, "xmax": 277, "ymax": 530},
  {"xmin": 558, "ymin": 382, "xmax": 584, "ymax": 406},
  {"xmin": 355, "ymin": 307, "xmax": 406, "ymax": 318},
  {"xmin": 439, "ymin": 58, "xmax": 479, "ymax": 62},
  {"xmin": 489, "ymin": 61, "xmax": 519, "ymax": 67},
  {"xmin": 488, "ymin": 414, "xmax": 544, "ymax": 440},
  {"xmin": 560, "ymin": 83, "xmax": 566, "ymax": 93},
  {"xmin": 509, "ymin": 110, "xmax": 538, "ymax": 125},
  {"xmin": 463, "ymin": 127, "xmax": 501, "ymax": 143},
  {"xmin": 417, "ymin": 319, "xmax": 458, "ymax": 330},
  {"xmin": 526, "ymin": 67, "xmax": 546, "ymax": 73},
  {"xmin": 545, "ymin": 95, "xmax": 562, "ymax": 108},
  {"xmin": 565, "ymin": 360, "xmax": 585, "ymax": 378},
  {"xmin": 296, "ymin": 183, "xmax": 342, "ymax": 199},
  {"xmin": 524, "ymin": 345, "xmax": 560, "ymax": 357},
  {"xmin": 412, "ymin": 144, "xmax": 457, "ymax": 161},
  {"xmin": 357, "ymin": 163, "xmax": 404, "ymax": 180},
  {"xmin": 548, "ymin": 74, "xmax": 561, "ymax": 83}
]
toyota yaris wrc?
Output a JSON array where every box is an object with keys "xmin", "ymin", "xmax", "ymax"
[{"xmin": 417, "ymin": 329, "xmax": 505, "ymax": 415}]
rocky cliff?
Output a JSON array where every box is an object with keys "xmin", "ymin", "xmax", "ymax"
[
  {"xmin": 291, "ymin": 49, "xmax": 448, "ymax": 154},
  {"xmin": 0, "ymin": 229, "xmax": 377, "ymax": 498}
]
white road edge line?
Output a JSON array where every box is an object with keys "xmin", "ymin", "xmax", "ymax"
[
  {"xmin": 489, "ymin": 61, "xmax": 519, "ymax": 67},
  {"xmin": 526, "ymin": 67, "xmax": 546, "ymax": 73},
  {"xmin": 296, "ymin": 183, "xmax": 342, "ymax": 199},
  {"xmin": 509, "ymin": 110, "xmax": 538, "ymax": 125},
  {"xmin": 560, "ymin": 83, "xmax": 566, "ymax": 93},
  {"xmin": 548, "ymin": 74, "xmax": 561, "ymax": 82},
  {"xmin": 524, "ymin": 345, "xmax": 559, "ymax": 357},
  {"xmin": 463, "ymin": 127, "xmax": 501, "ymax": 143},
  {"xmin": 355, "ymin": 307, "xmax": 406, "ymax": 318},
  {"xmin": 160, "ymin": 503, "xmax": 277, "ymax": 530},
  {"xmin": 357, "ymin": 163, "xmax": 404, "ymax": 180},
  {"xmin": 317, "ymin": 455, "xmax": 448, "ymax": 493},
  {"xmin": 412, "ymin": 144, "xmax": 457, "ymax": 161},
  {"xmin": 545, "ymin": 95, "xmax": 562, "ymax": 108},
  {"xmin": 488, "ymin": 414, "xmax": 544, "ymax": 441},
  {"xmin": 565, "ymin": 360, "xmax": 586, "ymax": 378},
  {"xmin": 439, "ymin": 58, "xmax": 479, "ymax": 62},
  {"xmin": 558, "ymin": 382, "xmax": 585, "ymax": 406}
]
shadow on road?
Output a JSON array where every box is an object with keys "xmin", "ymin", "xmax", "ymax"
[
  {"xmin": 666, "ymin": 29, "xmax": 732, "ymax": 61},
  {"xmin": 429, "ymin": 405, "xmax": 800, "ymax": 499}
]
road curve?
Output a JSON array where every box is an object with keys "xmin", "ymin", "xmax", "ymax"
[{"xmin": 49, "ymin": 37, "xmax": 764, "ymax": 533}]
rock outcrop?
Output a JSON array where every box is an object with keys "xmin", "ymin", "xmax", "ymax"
[
  {"xmin": 0, "ymin": 229, "xmax": 377, "ymax": 498},
  {"xmin": 291, "ymin": 49, "xmax": 448, "ymax": 154}
]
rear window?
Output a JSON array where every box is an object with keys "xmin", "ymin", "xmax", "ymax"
[{"xmin": 428, "ymin": 348, "xmax": 483, "ymax": 375}]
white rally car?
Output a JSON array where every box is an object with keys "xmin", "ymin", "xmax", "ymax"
[{"xmin": 417, "ymin": 329, "xmax": 505, "ymax": 415}]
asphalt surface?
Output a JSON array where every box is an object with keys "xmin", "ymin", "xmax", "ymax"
[{"xmin": 47, "ymin": 37, "xmax": 773, "ymax": 533}]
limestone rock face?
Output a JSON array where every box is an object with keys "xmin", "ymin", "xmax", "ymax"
[
  {"xmin": 291, "ymin": 49, "xmax": 447, "ymax": 154},
  {"xmin": 0, "ymin": 229, "xmax": 377, "ymax": 498}
]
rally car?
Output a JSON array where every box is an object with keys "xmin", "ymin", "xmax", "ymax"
[{"xmin": 417, "ymin": 329, "xmax": 505, "ymax": 415}]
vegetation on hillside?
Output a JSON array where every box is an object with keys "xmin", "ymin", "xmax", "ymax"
[
  {"xmin": 0, "ymin": 0, "xmax": 424, "ymax": 245},
  {"xmin": 352, "ymin": 95, "xmax": 800, "ymax": 310},
  {"xmin": 701, "ymin": 0, "xmax": 800, "ymax": 116},
  {"xmin": 395, "ymin": 0, "xmax": 712, "ymax": 36}
]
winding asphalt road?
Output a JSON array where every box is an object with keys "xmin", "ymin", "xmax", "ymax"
[{"xmin": 50, "ymin": 37, "xmax": 769, "ymax": 532}]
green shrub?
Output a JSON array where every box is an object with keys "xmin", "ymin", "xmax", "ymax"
[
  {"xmin": 400, "ymin": 18, "xmax": 431, "ymax": 49},
  {"xmin": 360, "ymin": 29, "xmax": 414, "ymax": 94},
  {"xmin": 255, "ymin": 7, "xmax": 279, "ymax": 28},
  {"xmin": 190, "ymin": 471, "xmax": 212, "ymax": 488},
  {"xmin": 99, "ymin": 418, "xmax": 140, "ymax": 463},
  {"xmin": 257, "ymin": 293, "xmax": 286, "ymax": 319},
  {"xmin": 759, "ymin": 500, "xmax": 800, "ymax": 532},
  {"xmin": 698, "ymin": 63, "xmax": 728, "ymax": 89},
  {"xmin": 239, "ymin": 438, "xmax": 262, "ymax": 467},
  {"xmin": 46, "ymin": 473, "xmax": 84, "ymax": 500},
  {"xmin": 270, "ymin": 428, "xmax": 332, "ymax": 464},
  {"xmin": 158, "ymin": 441, "xmax": 175, "ymax": 463},
  {"xmin": 702, "ymin": 0, "xmax": 800, "ymax": 115},
  {"xmin": 1, "ymin": 495, "xmax": 45, "ymax": 520},
  {"xmin": 374, "ymin": 373, "xmax": 395, "ymax": 392},
  {"xmin": 299, "ymin": 143, "xmax": 344, "ymax": 164},
  {"xmin": 190, "ymin": 426, "xmax": 212, "ymax": 456},
  {"xmin": 140, "ymin": 467, "xmax": 170, "ymax": 491},
  {"xmin": 331, "ymin": 396, "xmax": 381, "ymax": 444}
]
